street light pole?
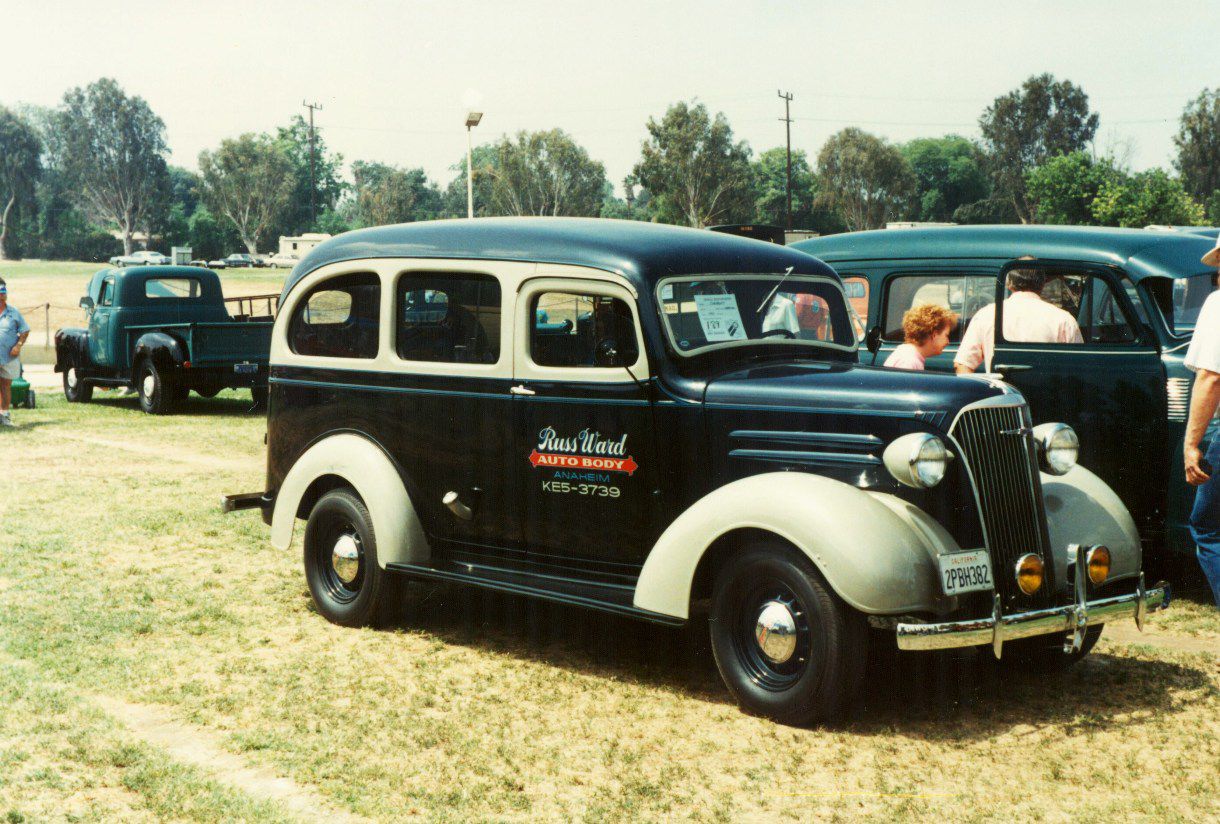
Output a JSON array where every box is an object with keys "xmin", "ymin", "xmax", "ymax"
[
  {"xmin": 465, "ymin": 111, "xmax": 483, "ymax": 219},
  {"xmin": 303, "ymin": 100, "xmax": 323, "ymax": 224},
  {"xmin": 778, "ymin": 90, "xmax": 794, "ymax": 231}
]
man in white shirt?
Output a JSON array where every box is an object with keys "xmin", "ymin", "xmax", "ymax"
[
  {"xmin": 1184, "ymin": 238, "xmax": 1220, "ymax": 608},
  {"xmin": 953, "ymin": 263, "xmax": 1083, "ymax": 374}
]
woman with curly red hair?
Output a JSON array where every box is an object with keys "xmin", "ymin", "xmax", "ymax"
[{"xmin": 883, "ymin": 303, "xmax": 958, "ymax": 371}]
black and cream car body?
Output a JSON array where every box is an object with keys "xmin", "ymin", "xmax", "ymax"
[{"xmin": 226, "ymin": 218, "xmax": 1169, "ymax": 724}]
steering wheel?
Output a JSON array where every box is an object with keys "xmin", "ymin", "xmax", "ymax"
[{"xmin": 760, "ymin": 328, "xmax": 796, "ymax": 339}]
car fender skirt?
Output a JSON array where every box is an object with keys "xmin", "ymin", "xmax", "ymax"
[
  {"xmin": 1040, "ymin": 464, "xmax": 1141, "ymax": 585},
  {"xmin": 634, "ymin": 473, "xmax": 961, "ymax": 619},
  {"xmin": 269, "ymin": 433, "xmax": 429, "ymax": 567}
]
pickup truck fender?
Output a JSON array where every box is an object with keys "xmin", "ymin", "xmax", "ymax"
[
  {"xmin": 633, "ymin": 472, "xmax": 961, "ymax": 620},
  {"xmin": 131, "ymin": 332, "xmax": 187, "ymax": 380},
  {"xmin": 1041, "ymin": 464, "xmax": 1141, "ymax": 585},
  {"xmin": 270, "ymin": 433, "xmax": 430, "ymax": 567},
  {"xmin": 53, "ymin": 327, "xmax": 90, "ymax": 373}
]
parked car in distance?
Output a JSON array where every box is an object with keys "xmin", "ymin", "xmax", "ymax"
[
  {"xmin": 109, "ymin": 250, "xmax": 170, "ymax": 267},
  {"xmin": 266, "ymin": 253, "xmax": 300, "ymax": 268},
  {"xmin": 225, "ymin": 218, "xmax": 1168, "ymax": 726},
  {"xmin": 794, "ymin": 224, "xmax": 1220, "ymax": 572},
  {"xmin": 55, "ymin": 266, "xmax": 276, "ymax": 413}
]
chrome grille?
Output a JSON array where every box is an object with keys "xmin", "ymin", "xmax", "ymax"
[
  {"xmin": 950, "ymin": 404, "xmax": 1053, "ymax": 606},
  {"xmin": 1166, "ymin": 377, "xmax": 1189, "ymax": 422}
]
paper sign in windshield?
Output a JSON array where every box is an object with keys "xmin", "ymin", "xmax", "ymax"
[{"xmin": 694, "ymin": 294, "xmax": 747, "ymax": 341}]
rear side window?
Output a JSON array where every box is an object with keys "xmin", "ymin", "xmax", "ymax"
[
  {"xmin": 396, "ymin": 273, "xmax": 501, "ymax": 363},
  {"xmin": 288, "ymin": 273, "xmax": 381, "ymax": 358},
  {"xmin": 883, "ymin": 274, "xmax": 994, "ymax": 342},
  {"xmin": 145, "ymin": 278, "xmax": 201, "ymax": 299}
]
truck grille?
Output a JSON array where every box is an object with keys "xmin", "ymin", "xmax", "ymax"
[{"xmin": 950, "ymin": 403, "xmax": 1054, "ymax": 607}]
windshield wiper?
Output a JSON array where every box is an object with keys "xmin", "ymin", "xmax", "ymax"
[{"xmin": 756, "ymin": 266, "xmax": 795, "ymax": 314}]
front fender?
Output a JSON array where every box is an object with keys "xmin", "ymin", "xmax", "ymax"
[
  {"xmin": 1041, "ymin": 464, "xmax": 1141, "ymax": 585},
  {"xmin": 633, "ymin": 473, "xmax": 963, "ymax": 620},
  {"xmin": 53, "ymin": 327, "xmax": 90, "ymax": 373},
  {"xmin": 270, "ymin": 433, "xmax": 429, "ymax": 568}
]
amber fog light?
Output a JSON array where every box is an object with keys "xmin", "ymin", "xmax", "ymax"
[
  {"xmin": 1086, "ymin": 546, "xmax": 1111, "ymax": 585},
  {"xmin": 1015, "ymin": 553, "xmax": 1045, "ymax": 595}
]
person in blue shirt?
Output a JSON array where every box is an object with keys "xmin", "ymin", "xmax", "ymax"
[{"xmin": 0, "ymin": 277, "xmax": 32, "ymax": 427}]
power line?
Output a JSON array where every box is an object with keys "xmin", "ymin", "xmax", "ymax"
[{"xmin": 778, "ymin": 90, "xmax": 794, "ymax": 231}]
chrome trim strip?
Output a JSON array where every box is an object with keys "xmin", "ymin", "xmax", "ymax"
[{"xmin": 895, "ymin": 581, "xmax": 1171, "ymax": 653}]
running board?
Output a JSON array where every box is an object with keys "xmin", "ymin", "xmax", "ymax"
[{"xmin": 385, "ymin": 560, "xmax": 686, "ymax": 626}]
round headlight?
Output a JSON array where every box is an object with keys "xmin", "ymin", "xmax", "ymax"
[
  {"xmin": 1015, "ymin": 553, "xmax": 1045, "ymax": 595},
  {"xmin": 1034, "ymin": 422, "xmax": 1079, "ymax": 475},
  {"xmin": 1086, "ymin": 545, "xmax": 1111, "ymax": 585},
  {"xmin": 883, "ymin": 433, "xmax": 954, "ymax": 489}
]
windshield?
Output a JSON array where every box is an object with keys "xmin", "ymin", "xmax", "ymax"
[
  {"xmin": 656, "ymin": 274, "xmax": 855, "ymax": 356},
  {"xmin": 1150, "ymin": 271, "xmax": 1218, "ymax": 336}
]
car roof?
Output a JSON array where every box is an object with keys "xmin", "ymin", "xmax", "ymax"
[
  {"xmin": 793, "ymin": 224, "xmax": 1218, "ymax": 282},
  {"xmin": 284, "ymin": 217, "xmax": 834, "ymax": 299}
]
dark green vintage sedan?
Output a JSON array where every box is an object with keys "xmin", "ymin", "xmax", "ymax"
[{"xmin": 795, "ymin": 225, "xmax": 1219, "ymax": 569}]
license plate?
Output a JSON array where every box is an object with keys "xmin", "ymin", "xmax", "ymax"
[
  {"xmin": 938, "ymin": 550, "xmax": 993, "ymax": 596},
  {"xmin": 233, "ymin": 363, "xmax": 258, "ymax": 374}
]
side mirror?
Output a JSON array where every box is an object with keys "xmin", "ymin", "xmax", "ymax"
[
  {"xmin": 865, "ymin": 325, "xmax": 883, "ymax": 355},
  {"xmin": 79, "ymin": 296, "xmax": 95, "ymax": 310},
  {"xmin": 595, "ymin": 338, "xmax": 620, "ymax": 367}
]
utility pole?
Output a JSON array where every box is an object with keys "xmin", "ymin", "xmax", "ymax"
[
  {"xmin": 777, "ymin": 91, "xmax": 794, "ymax": 231},
  {"xmin": 303, "ymin": 101, "xmax": 323, "ymax": 224}
]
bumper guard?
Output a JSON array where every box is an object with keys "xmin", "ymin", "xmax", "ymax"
[{"xmin": 897, "ymin": 547, "xmax": 1171, "ymax": 658}]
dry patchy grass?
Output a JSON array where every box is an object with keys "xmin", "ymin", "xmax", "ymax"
[{"xmin": 0, "ymin": 393, "xmax": 1217, "ymax": 822}]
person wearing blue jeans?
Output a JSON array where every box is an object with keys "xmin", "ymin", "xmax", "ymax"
[{"xmin": 1184, "ymin": 239, "xmax": 1220, "ymax": 608}]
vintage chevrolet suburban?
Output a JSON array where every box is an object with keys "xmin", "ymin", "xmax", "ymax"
[{"xmin": 225, "ymin": 218, "xmax": 1168, "ymax": 724}]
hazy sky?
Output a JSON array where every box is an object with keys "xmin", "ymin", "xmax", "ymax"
[{"xmin": 3, "ymin": 1, "xmax": 1217, "ymax": 195}]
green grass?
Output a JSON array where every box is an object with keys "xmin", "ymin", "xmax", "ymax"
[{"xmin": 0, "ymin": 392, "xmax": 1217, "ymax": 821}]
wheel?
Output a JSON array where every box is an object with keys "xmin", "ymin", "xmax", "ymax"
[
  {"xmin": 63, "ymin": 367, "xmax": 93, "ymax": 403},
  {"xmin": 709, "ymin": 542, "xmax": 867, "ymax": 725},
  {"xmin": 24, "ymin": 389, "xmax": 35, "ymax": 409},
  {"xmin": 136, "ymin": 359, "xmax": 179, "ymax": 415},
  {"xmin": 303, "ymin": 488, "xmax": 405, "ymax": 628},
  {"xmin": 999, "ymin": 625, "xmax": 1103, "ymax": 672},
  {"xmin": 250, "ymin": 385, "xmax": 268, "ymax": 408}
]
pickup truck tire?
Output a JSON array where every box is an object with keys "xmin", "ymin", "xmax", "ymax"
[
  {"xmin": 303, "ymin": 488, "xmax": 405, "ymax": 628},
  {"xmin": 136, "ymin": 359, "xmax": 179, "ymax": 415},
  {"xmin": 63, "ymin": 368, "xmax": 93, "ymax": 403},
  {"xmin": 709, "ymin": 542, "xmax": 866, "ymax": 726},
  {"xmin": 251, "ymin": 386, "xmax": 268, "ymax": 408}
]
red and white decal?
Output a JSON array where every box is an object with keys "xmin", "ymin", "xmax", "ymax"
[
  {"xmin": 529, "ymin": 450, "xmax": 638, "ymax": 475},
  {"xmin": 529, "ymin": 426, "xmax": 639, "ymax": 475}
]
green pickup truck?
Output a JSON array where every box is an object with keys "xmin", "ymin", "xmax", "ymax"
[{"xmin": 54, "ymin": 266, "xmax": 276, "ymax": 414}]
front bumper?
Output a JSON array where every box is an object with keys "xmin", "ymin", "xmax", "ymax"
[{"xmin": 896, "ymin": 571, "xmax": 1171, "ymax": 657}]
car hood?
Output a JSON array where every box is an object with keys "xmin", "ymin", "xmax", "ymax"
[{"xmin": 703, "ymin": 360, "xmax": 1017, "ymax": 426}]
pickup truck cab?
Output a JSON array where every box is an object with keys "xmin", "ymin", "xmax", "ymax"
[
  {"xmin": 55, "ymin": 266, "xmax": 276, "ymax": 414},
  {"xmin": 226, "ymin": 218, "xmax": 1168, "ymax": 725},
  {"xmin": 794, "ymin": 225, "xmax": 1219, "ymax": 571}
]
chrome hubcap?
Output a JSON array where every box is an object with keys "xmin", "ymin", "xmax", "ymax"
[
  {"xmin": 331, "ymin": 533, "xmax": 361, "ymax": 584},
  {"xmin": 754, "ymin": 600, "xmax": 798, "ymax": 664},
  {"xmin": 142, "ymin": 374, "xmax": 155, "ymax": 398}
]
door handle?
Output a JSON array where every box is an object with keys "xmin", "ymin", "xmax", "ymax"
[
  {"xmin": 992, "ymin": 364, "xmax": 1032, "ymax": 374},
  {"xmin": 510, "ymin": 384, "xmax": 536, "ymax": 396}
]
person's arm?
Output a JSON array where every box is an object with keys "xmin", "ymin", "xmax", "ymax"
[
  {"xmin": 1185, "ymin": 368, "xmax": 1220, "ymax": 485},
  {"xmin": 10, "ymin": 327, "xmax": 29, "ymax": 359},
  {"xmin": 954, "ymin": 313, "xmax": 984, "ymax": 374}
]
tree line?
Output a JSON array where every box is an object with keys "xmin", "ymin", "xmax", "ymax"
[{"xmin": 2, "ymin": 73, "xmax": 1219, "ymax": 262}]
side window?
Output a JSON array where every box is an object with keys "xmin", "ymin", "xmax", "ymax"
[
  {"xmin": 883, "ymin": 274, "xmax": 994, "ymax": 342},
  {"xmin": 531, "ymin": 291, "xmax": 639, "ymax": 368},
  {"xmin": 288, "ymin": 273, "xmax": 381, "ymax": 359},
  {"xmin": 98, "ymin": 278, "xmax": 115, "ymax": 307},
  {"xmin": 1033, "ymin": 273, "xmax": 1136, "ymax": 345},
  {"xmin": 397, "ymin": 273, "xmax": 500, "ymax": 363}
]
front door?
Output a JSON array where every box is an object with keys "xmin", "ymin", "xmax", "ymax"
[
  {"xmin": 989, "ymin": 260, "xmax": 1167, "ymax": 538},
  {"xmin": 511, "ymin": 276, "xmax": 659, "ymax": 570},
  {"xmin": 88, "ymin": 275, "xmax": 116, "ymax": 369}
]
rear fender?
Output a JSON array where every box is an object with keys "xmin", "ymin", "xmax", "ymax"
[
  {"xmin": 633, "ymin": 472, "xmax": 962, "ymax": 620},
  {"xmin": 131, "ymin": 332, "xmax": 187, "ymax": 382},
  {"xmin": 270, "ymin": 433, "xmax": 429, "ymax": 567}
]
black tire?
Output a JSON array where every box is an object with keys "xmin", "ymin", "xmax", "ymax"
[
  {"xmin": 250, "ymin": 385, "xmax": 269, "ymax": 408},
  {"xmin": 136, "ymin": 359, "xmax": 179, "ymax": 415},
  {"xmin": 303, "ymin": 488, "xmax": 405, "ymax": 628},
  {"xmin": 24, "ymin": 389, "xmax": 35, "ymax": 409},
  {"xmin": 999, "ymin": 625, "xmax": 1103, "ymax": 672},
  {"xmin": 63, "ymin": 367, "xmax": 93, "ymax": 403},
  {"xmin": 709, "ymin": 542, "xmax": 867, "ymax": 726}
]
